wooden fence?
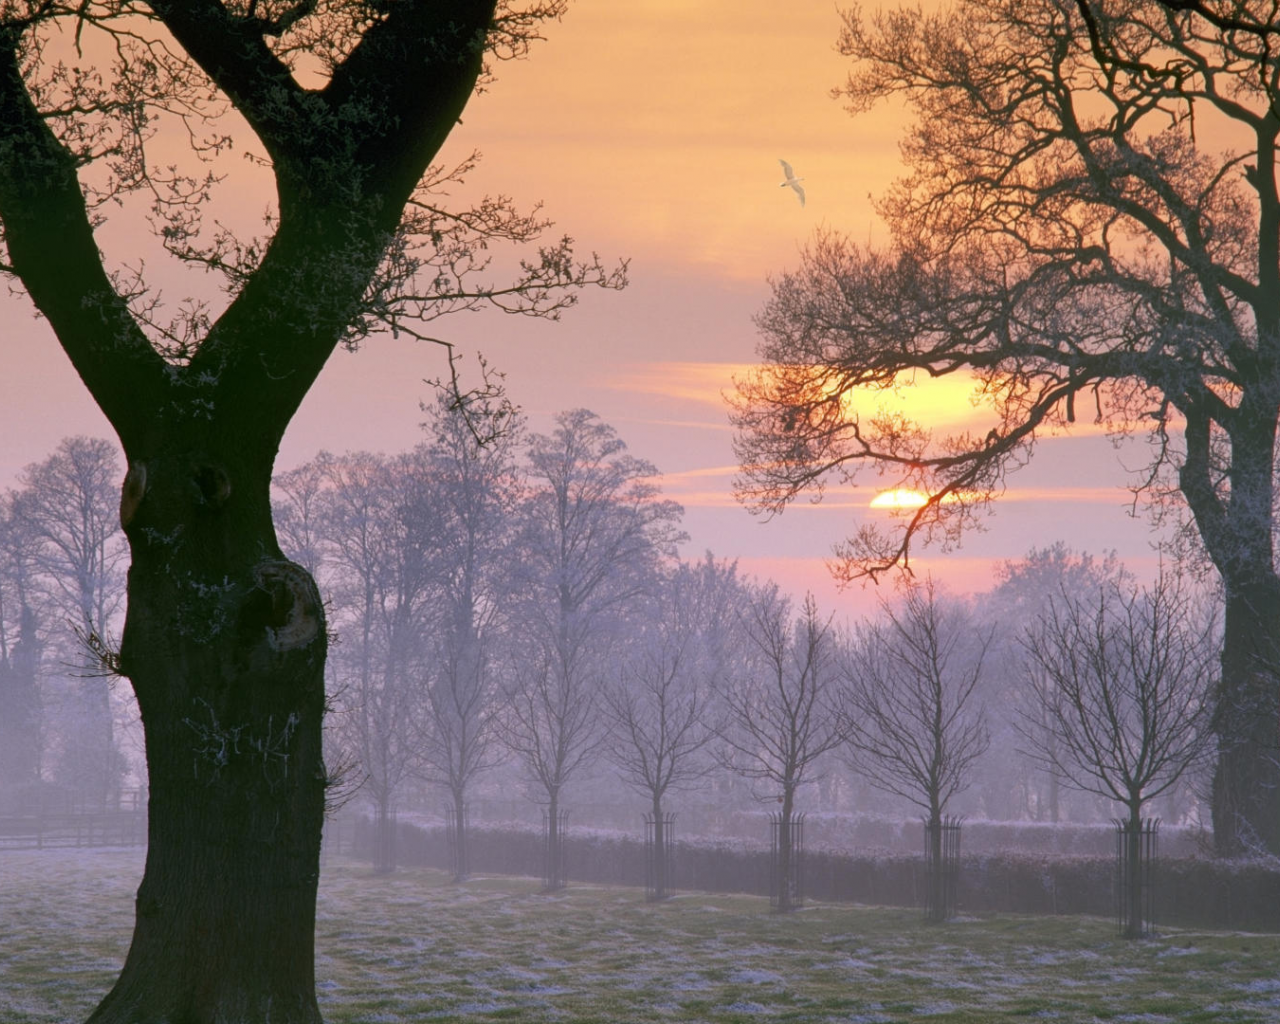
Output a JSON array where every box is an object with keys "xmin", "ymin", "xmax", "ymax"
[{"xmin": 0, "ymin": 789, "xmax": 146, "ymax": 850}]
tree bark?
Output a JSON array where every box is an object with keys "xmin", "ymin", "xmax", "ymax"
[
  {"xmin": 0, "ymin": 4, "xmax": 520, "ymax": 1018},
  {"xmin": 545, "ymin": 788, "xmax": 564, "ymax": 891},
  {"xmin": 374, "ymin": 794, "xmax": 396, "ymax": 876},
  {"xmin": 1183, "ymin": 398, "xmax": 1280, "ymax": 857},
  {"xmin": 926, "ymin": 806, "xmax": 944, "ymax": 924},
  {"xmin": 650, "ymin": 794, "xmax": 666, "ymax": 901},
  {"xmin": 1048, "ymin": 769, "xmax": 1059, "ymax": 825},
  {"xmin": 450, "ymin": 784, "xmax": 468, "ymax": 883},
  {"xmin": 1176, "ymin": 380, "xmax": 1280, "ymax": 857},
  {"xmin": 1213, "ymin": 577, "xmax": 1280, "ymax": 857},
  {"xmin": 1122, "ymin": 804, "xmax": 1145, "ymax": 941},
  {"xmin": 90, "ymin": 443, "xmax": 327, "ymax": 1024},
  {"xmin": 775, "ymin": 789, "xmax": 795, "ymax": 913}
]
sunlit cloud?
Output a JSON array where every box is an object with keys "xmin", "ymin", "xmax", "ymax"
[
  {"xmin": 865, "ymin": 485, "xmax": 1146, "ymax": 510},
  {"xmin": 612, "ymin": 362, "xmax": 999, "ymax": 437},
  {"xmin": 608, "ymin": 362, "xmax": 751, "ymax": 407},
  {"xmin": 661, "ymin": 464, "xmax": 741, "ymax": 482},
  {"xmin": 992, "ymin": 486, "xmax": 1143, "ymax": 505},
  {"xmin": 837, "ymin": 371, "xmax": 998, "ymax": 433},
  {"xmin": 610, "ymin": 362, "xmax": 1147, "ymax": 452},
  {"xmin": 659, "ymin": 469, "xmax": 1147, "ymax": 511},
  {"xmin": 606, "ymin": 414, "xmax": 734, "ymax": 434},
  {"xmin": 817, "ymin": 371, "xmax": 1129, "ymax": 441},
  {"xmin": 613, "ymin": 361, "xmax": 1000, "ymax": 436},
  {"xmin": 664, "ymin": 490, "xmax": 742, "ymax": 509}
]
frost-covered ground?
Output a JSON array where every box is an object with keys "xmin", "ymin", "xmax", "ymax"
[{"xmin": 4, "ymin": 847, "xmax": 1280, "ymax": 1022}]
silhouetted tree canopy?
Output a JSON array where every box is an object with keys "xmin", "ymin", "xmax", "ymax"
[
  {"xmin": 0, "ymin": 3, "xmax": 622, "ymax": 1020},
  {"xmin": 731, "ymin": 0, "xmax": 1279, "ymax": 856}
]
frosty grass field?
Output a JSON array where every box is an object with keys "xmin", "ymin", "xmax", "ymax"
[{"xmin": 4, "ymin": 848, "xmax": 1280, "ymax": 1023}]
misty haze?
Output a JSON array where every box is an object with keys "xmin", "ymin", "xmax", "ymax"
[{"xmin": 2, "ymin": 1, "xmax": 1280, "ymax": 1023}]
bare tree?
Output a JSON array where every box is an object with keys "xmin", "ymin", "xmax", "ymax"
[
  {"xmin": 839, "ymin": 579, "xmax": 990, "ymax": 920},
  {"xmin": 984, "ymin": 545, "xmax": 1132, "ymax": 823},
  {"xmin": 416, "ymin": 395, "xmax": 521, "ymax": 881},
  {"xmin": 499, "ymin": 651, "xmax": 602, "ymax": 887},
  {"xmin": 0, "ymin": 3, "xmax": 625, "ymax": 1014},
  {"xmin": 718, "ymin": 587, "xmax": 845, "ymax": 911},
  {"xmin": 604, "ymin": 555, "xmax": 741, "ymax": 898},
  {"xmin": 14, "ymin": 437, "xmax": 128, "ymax": 804},
  {"xmin": 730, "ymin": 0, "xmax": 1280, "ymax": 856},
  {"xmin": 0, "ymin": 492, "xmax": 43, "ymax": 784},
  {"xmin": 314, "ymin": 450, "xmax": 439, "ymax": 873},
  {"xmin": 1022, "ymin": 569, "xmax": 1217, "ymax": 935},
  {"xmin": 502, "ymin": 409, "xmax": 684, "ymax": 889},
  {"xmin": 273, "ymin": 459, "xmax": 332, "ymax": 581}
]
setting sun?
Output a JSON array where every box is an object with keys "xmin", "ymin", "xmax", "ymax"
[{"xmin": 869, "ymin": 488, "xmax": 929, "ymax": 509}]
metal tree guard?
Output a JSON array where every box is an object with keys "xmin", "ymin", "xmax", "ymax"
[
  {"xmin": 643, "ymin": 811, "xmax": 676, "ymax": 900},
  {"xmin": 769, "ymin": 812, "xmax": 805, "ymax": 911},
  {"xmin": 542, "ymin": 808, "xmax": 570, "ymax": 891},
  {"xmin": 923, "ymin": 816, "xmax": 962, "ymax": 922},
  {"xmin": 444, "ymin": 802, "xmax": 468, "ymax": 881},
  {"xmin": 1115, "ymin": 817, "xmax": 1159, "ymax": 938}
]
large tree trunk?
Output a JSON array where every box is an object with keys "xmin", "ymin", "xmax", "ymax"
[
  {"xmin": 1212, "ymin": 576, "xmax": 1280, "ymax": 857},
  {"xmin": 89, "ymin": 446, "xmax": 328, "ymax": 1024},
  {"xmin": 1181, "ymin": 398, "xmax": 1280, "ymax": 858},
  {"xmin": 0, "ymin": 6, "xmax": 523, "ymax": 1019}
]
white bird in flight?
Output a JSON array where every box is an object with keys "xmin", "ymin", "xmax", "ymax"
[{"xmin": 778, "ymin": 159, "xmax": 805, "ymax": 207}]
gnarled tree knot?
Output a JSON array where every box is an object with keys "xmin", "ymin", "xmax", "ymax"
[
  {"xmin": 253, "ymin": 560, "xmax": 322, "ymax": 651},
  {"xmin": 193, "ymin": 463, "xmax": 232, "ymax": 508},
  {"xmin": 120, "ymin": 461, "xmax": 147, "ymax": 528}
]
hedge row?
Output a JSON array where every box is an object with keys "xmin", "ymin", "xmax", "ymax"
[
  {"xmin": 344, "ymin": 818, "xmax": 1280, "ymax": 932},
  {"xmin": 785, "ymin": 812, "xmax": 1204, "ymax": 859}
]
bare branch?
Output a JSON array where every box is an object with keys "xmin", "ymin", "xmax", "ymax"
[{"xmin": 839, "ymin": 578, "xmax": 991, "ymax": 820}]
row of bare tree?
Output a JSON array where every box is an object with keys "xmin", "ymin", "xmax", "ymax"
[
  {"xmin": 730, "ymin": 0, "xmax": 1280, "ymax": 859},
  {"xmin": 716, "ymin": 566, "xmax": 1216, "ymax": 913},
  {"xmin": 0, "ymin": 422, "xmax": 1221, "ymax": 904},
  {"xmin": 0, "ymin": 1, "xmax": 1260, "ymax": 1015},
  {"xmin": 0, "ymin": 437, "xmax": 132, "ymax": 804},
  {"xmin": 257, "ymin": 401, "xmax": 1221, "ymax": 913}
]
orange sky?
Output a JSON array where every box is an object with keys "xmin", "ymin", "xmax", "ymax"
[
  {"xmin": 0, "ymin": 0, "xmax": 1171, "ymax": 615},
  {"xmin": 433, "ymin": 1, "xmax": 906, "ymax": 279}
]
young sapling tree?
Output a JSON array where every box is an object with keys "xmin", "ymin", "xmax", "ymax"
[
  {"xmin": 1022, "ymin": 569, "xmax": 1217, "ymax": 936},
  {"xmin": 839, "ymin": 580, "xmax": 990, "ymax": 921}
]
